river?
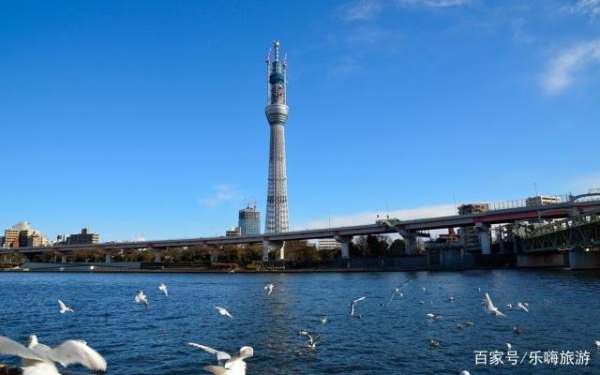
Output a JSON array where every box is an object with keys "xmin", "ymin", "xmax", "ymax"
[{"xmin": 0, "ymin": 270, "xmax": 598, "ymax": 374}]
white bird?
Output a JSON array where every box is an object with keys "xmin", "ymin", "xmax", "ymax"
[
  {"xmin": 0, "ymin": 335, "xmax": 106, "ymax": 375},
  {"xmin": 506, "ymin": 343, "xmax": 512, "ymax": 350},
  {"xmin": 57, "ymin": 300, "xmax": 74, "ymax": 314},
  {"xmin": 507, "ymin": 303, "xmax": 513, "ymax": 310},
  {"xmin": 159, "ymin": 283, "xmax": 168, "ymax": 297},
  {"xmin": 426, "ymin": 313, "xmax": 440, "ymax": 320},
  {"xmin": 448, "ymin": 296, "xmax": 455, "ymax": 302},
  {"xmin": 350, "ymin": 296, "xmax": 366, "ymax": 317},
  {"xmin": 320, "ymin": 316, "xmax": 328, "ymax": 324},
  {"xmin": 215, "ymin": 305, "xmax": 233, "ymax": 319},
  {"xmin": 460, "ymin": 371, "xmax": 471, "ymax": 375},
  {"xmin": 89, "ymin": 265, "xmax": 95, "ymax": 271},
  {"xmin": 517, "ymin": 302, "xmax": 529, "ymax": 312},
  {"xmin": 299, "ymin": 331, "xmax": 320, "ymax": 350},
  {"xmin": 483, "ymin": 293, "xmax": 505, "ymax": 317},
  {"xmin": 135, "ymin": 290, "xmax": 148, "ymax": 308},
  {"xmin": 264, "ymin": 283, "xmax": 274, "ymax": 296},
  {"xmin": 386, "ymin": 288, "xmax": 404, "ymax": 305},
  {"xmin": 189, "ymin": 342, "xmax": 253, "ymax": 375},
  {"xmin": 595, "ymin": 340, "xmax": 600, "ymax": 348}
]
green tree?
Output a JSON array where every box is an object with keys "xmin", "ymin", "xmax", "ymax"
[{"xmin": 388, "ymin": 239, "xmax": 406, "ymax": 256}]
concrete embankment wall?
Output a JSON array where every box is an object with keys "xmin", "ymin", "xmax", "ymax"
[
  {"xmin": 22, "ymin": 262, "xmax": 142, "ymax": 271},
  {"xmin": 569, "ymin": 251, "xmax": 600, "ymax": 270},
  {"xmin": 517, "ymin": 253, "xmax": 566, "ymax": 268}
]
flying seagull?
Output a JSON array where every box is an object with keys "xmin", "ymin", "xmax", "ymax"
[
  {"xmin": 460, "ymin": 371, "xmax": 471, "ymax": 375},
  {"xmin": 320, "ymin": 316, "xmax": 328, "ymax": 325},
  {"xmin": 517, "ymin": 302, "xmax": 529, "ymax": 312},
  {"xmin": 299, "ymin": 331, "xmax": 320, "ymax": 350},
  {"xmin": 135, "ymin": 290, "xmax": 148, "ymax": 308},
  {"xmin": 350, "ymin": 296, "xmax": 366, "ymax": 318},
  {"xmin": 159, "ymin": 283, "xmax": 168, "ymax": 297},
  {"xmin": 507, "ymin": 343, "xmax": 512, "ymax": 350},
  {"xmin": 0, "ymin": 335, "xmax": 106, "ymax": 375},
  {"xmin": 215, "ymin": 306, "xmax": 233, "ymax": 319},
  {"xmin": 57, "ymin": 300, "xmax": 74, "ymax": 314},
  {"xmin": 429, "ymin": 339, "xmax": 440, "ymax": 348},
  {"xmin": 188, "ymin": 342, "xmax": 253, "ymax": 375},
  {"xmin": 595, "ymin": 340, "xmax": 600, "ymax": 349},
  {"xmin": 264, "ymin": 283, "xmax": 274, "ymax": 296},
  {"xmin": 483, "ymin": 293, "xmax": 505, "ymax": 317}
]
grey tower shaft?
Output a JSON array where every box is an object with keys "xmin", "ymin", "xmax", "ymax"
[
  {"xmin": 264, "ymin": 40, "xmax": 290, "ymax": 234},
  {"xmin": 266, "ymin": 105, "xmax": 289, "ymax": 232}
]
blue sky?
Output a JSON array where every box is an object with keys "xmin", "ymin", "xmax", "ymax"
[{"xmin": 2, "ymin": 0, "xmax": 600, "ymax": 241}]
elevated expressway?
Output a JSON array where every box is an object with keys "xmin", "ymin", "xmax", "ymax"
[{"xmin": 3, "ymin": 196, "xmax": 600, "ymax": 261}]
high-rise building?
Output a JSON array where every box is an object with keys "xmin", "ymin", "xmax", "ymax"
[
  {"xmin": 239, "ymin": 205, "xmax": 261, "ymax": 236},
  {"xmin": 264, "ymin": 40, "xmax": 290, "ymax": 233},
  {"xmin": 66, "ymin": 228, "xmax": 100, "ymax": 245}
]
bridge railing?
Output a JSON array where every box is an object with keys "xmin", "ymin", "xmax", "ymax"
[{"xmin": 521, "ymin": 213, "xmax": 600, "ymax": 239}]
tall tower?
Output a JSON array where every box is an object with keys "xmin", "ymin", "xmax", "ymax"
[{"xmin": 264, "ymin": 40, "xmax": 290, "ymax": 233}]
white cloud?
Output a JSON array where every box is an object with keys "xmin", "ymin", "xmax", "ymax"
[
  {"xmin": 294, "ymin": 203, "xmax": 457, "ymax": 230},
  {"xmin": 397, "ymin": 0, "xmax": 470, "ymax": 8},
  {"xmin": 199, "ymin": 184, "xmax": 242, "ymax": 208},
  {"xmin": 340, "ymin": 0, "xmax": 384, "ymax": 21},
  {"xmin": 542, "ymin": 39, "xmax": 600, "ymax": 95},
  {"xmin": 569, "ymin": 173, "xmax": 600, "ymax": 193},
  {"xmin": 571, "ymin": 0, "xmax": 600, "ymax": 17},
  {"xmin": 340, "ymin": 0, "xmax": 469, "ymax": 21}
]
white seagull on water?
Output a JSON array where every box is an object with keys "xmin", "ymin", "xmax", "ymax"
[
  {"xmin": 135, "ymin": 290, "xmax": 148, "ymax": 308},
  {"xmin": 0, "ymin": 334, "xmax": 106, "ymax": 375},
  {"xmin": 299, "ymin": 331, "xmax": 320, "ymax": 350},
  {"xmin": 57, "ymin": 300, "xmax": 74, "ymax": 314},
  {"xmin": 483, "ymin": 293, "xmax": 505, "ymax": 317},
  {"xmin": 215, "ymin": 306, "xmax": 233, "ymax": 319},
  {"xmin": 350, "ymin": 296, "xmax": 366, "ymax": 318},
  {"xmin": 159, "ymin": 283, "xmax": 168, "ymax": 297},
  {"xmin": 517, "ymin": 302, "xmax": 529, "ymax": 312},
  {"xmin": 188, "ymin": 342, "xmax": 253, "ymax": 375},
  {"xmin": 264, "ymin": 283, "xmax": 274, "ymax": 296}
]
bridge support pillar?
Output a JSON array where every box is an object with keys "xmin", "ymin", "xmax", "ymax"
[
  {"xmin": 476, "ymin": 223, "xmax": 491, "ymax": 255},
  {"xmin": 105, "ymin": 253, "xmax": 112, "ymax": 264},
  {"xmin": 334, "ymin": 236, "xmax": 353, "ymax": 259},
  {"xmin": 61, "ymin": 254, "xmax": 67, "ymax": 264},
  {"xmin": 262, "ymin": 240, "xmax": 285, "ymax": 262},
  {"xmin": 154, "ymin": 252, "xmax": 162, "ymax": 263},
  {"xmin": 400, "ymin": 231, "xmax": 418, "ymax": 255}
]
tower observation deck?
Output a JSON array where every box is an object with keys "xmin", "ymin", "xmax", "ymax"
[{"xmin": 264, "ymin": 40, "xmax": 290, "ymax": 233}]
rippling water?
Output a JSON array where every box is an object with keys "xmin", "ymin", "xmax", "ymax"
[{"xmin": 0, "ymin": 270, "xmax": 599, "ymax": 374}]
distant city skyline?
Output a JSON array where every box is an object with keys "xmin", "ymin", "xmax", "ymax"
[{"xmin": 2, "ymin": 1, "xmax": 600, "ymax": 241}]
